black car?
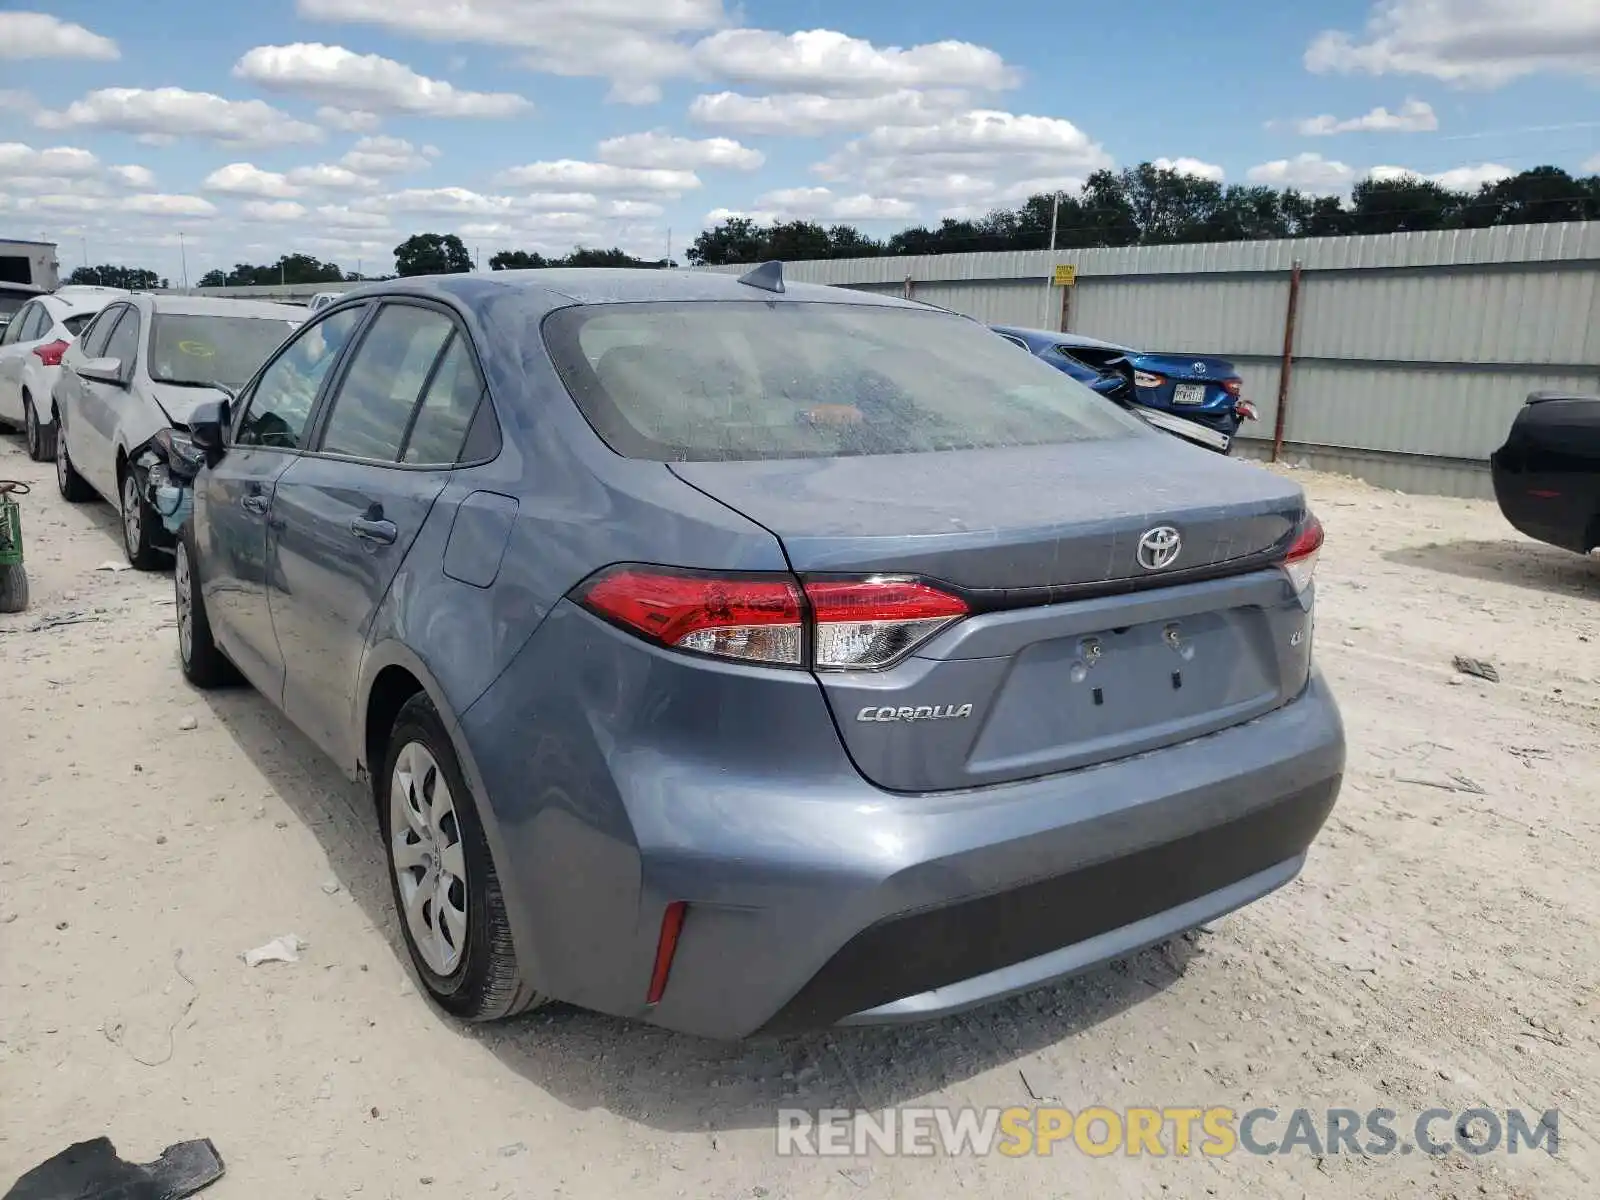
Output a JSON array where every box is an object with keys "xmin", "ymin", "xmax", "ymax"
[{"xmin": 1490, "ymin": 391, "xmax": 1600, "ymax": 556}]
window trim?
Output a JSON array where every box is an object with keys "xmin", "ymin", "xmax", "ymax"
[
  {"xmin": 302, "ymin": 296, "xmax": 498, "ymax": 472},
  {"xmin": 226, "ymin": 301, "xmax": 375, "ymax": 453},
  {"xmin": 996, "ymin": 332, "xmax": 1030, "ymax": 352},
  {"xmin": 101, "ymin": 304, "xmax": 142, "ymax": 383}
]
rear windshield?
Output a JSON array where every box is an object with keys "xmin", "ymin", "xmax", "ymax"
[
  {"xmin": 543, "ymin": 302, "xmax": 1145, "ymax": 462},
  {"xmin": 150, "ymin": 313, "xmax": 299, "ymax": 389},
  {"xmin": 63, "ymin": 313, "xmax": 97, "ymax": 336}
]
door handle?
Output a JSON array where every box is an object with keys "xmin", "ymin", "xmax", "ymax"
[
  {"xmin": 350, "ymin": 516, "xmax": 398, "ymax": 545},
  {"xmin": 241, "ymin": 493, "xmax": 270, "ymax": 515}
]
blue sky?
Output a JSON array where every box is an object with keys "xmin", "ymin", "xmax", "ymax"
[{"xmin": 2, "ymin": 1, "xmax": 1597, "ymax": 282}]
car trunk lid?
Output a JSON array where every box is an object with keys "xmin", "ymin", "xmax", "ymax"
[{"xmin": 670, "ymin": 437, "xmax": 1317, "ymax": 792}]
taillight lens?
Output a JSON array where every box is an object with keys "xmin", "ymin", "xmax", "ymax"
[
  {"xmin": 576, "ymin": 568, "xmax": 969, "ymax": 670},
  {"xmin": 805, "ymin": 578, "xmax": 968, "ymax": 669},
  {"xmin": 1283, "ymin": 514, "xmax": 1324, "ymax": 593},
  {"xmin": 1221, "ymin": 377, "xmax": 1243, "ymax": 397},
  {"xmin": 579, "ymin": 568, "xmax": 804, "ymax": 665},
  {"xmin": 32, "ymin": 339, "xmax": 68, "ymax": 367},
  {"xmin": 1133, "ymin": 370, "xmax": 1165, "ymax": 389},
  {"xmin": 1234, "ymin": 399, "xmax": 1259, "ymax": 421}
]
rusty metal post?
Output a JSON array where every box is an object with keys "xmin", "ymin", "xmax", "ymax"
[
  {"xmin": 902, "ymin": 273, "xmax": 914, "ymax": 301},
  {"xmin": 1272, "ymin": 260, "xmax": 1303, "ymax": 463},
  {"xmin": 1058, "ymin": 278, "xmax": 1072, "ymax": 333}
]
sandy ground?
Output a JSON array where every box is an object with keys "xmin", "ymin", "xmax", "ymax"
[{"xmin": 1, "ymin": 432, "xmax": 1597, "ymax": 1200}]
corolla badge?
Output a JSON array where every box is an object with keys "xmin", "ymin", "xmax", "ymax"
[
  {"xmin": 1137, "ymin": 525, "xmax": 1183, "ymax": 571},
  {"xmin": 857, "ymin": 704, "xmax": 974, "ymax": 723}
]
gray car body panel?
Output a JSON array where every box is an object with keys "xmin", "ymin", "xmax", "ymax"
[{"xmin": 188, "ymin": 269, "xmax": 1345, "ymax": 1038}]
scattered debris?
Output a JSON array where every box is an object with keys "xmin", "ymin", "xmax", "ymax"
[
  {"xmin": 1391, "ymin": 769, "xmax": 1486, "ymax": 795},
  {"xmin": 320, "ymin": 880, "xmax": 341, "ymax": 896},
  {"xmin": 837, "ymin": 1167, "xmax": 872, "ymax": 1190},
  {"xmin": 0, "ymin": 610, "xmax": 100, "ymax": 635},
  {"xmin": 497, "ymin": 1144, "xmax": 527, "ymax": 1158},
  {"xmin": 177, "ymin": 716, "xmax": 198, "ymax": 732},
  {"xmin": 92, "ymin": 561, "xmax": 132, "ymax": 573},
  {"xmin": 3, "ymin": 1136, "xmax": 224, "ymax": 1200},
  {"xmin": 1452, "ymin": 656, "xmax": 1500, "ymax": 683},
  {"xmin": 1018, "ymin": 1063, "xmax": 1062, "ymax": 1102},
  {"xmin": 242, "ymin": 934, "xmax": 306, "ymax": 967}
]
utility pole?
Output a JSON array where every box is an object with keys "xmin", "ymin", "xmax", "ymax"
[
  {"xmin": 179, "ymin": 232, "xmax": 189, "ymax": 291},
  {"xmin": 666, "ymin": 228, "xmax": 672, "ymax": 268},
  {"xmin": 1049, "ymin": 192, "xmax": 1061, "ymax": 252}
]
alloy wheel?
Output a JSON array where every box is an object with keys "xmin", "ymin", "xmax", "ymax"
[
  {"xmin": 122, "ymin": 474, "xmax": 142, "ymax": 558},
  {"xmin": 55, "ymin": 437, "xmax": 69, "ymax": 493},
  {"xmin": 174, "ymin": 540, "xmax": 193, "ymax": 664},
  {"xmin": 24, "ymin": 403, "xmax": 38, "ymax": 458},
  {"xmin": 390, "ymin": 741, "xmax": 469, "ymax": 975}
]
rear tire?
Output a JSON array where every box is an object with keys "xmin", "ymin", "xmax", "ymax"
[
  {"xmin": 23, "ymin": 393, "xmax": 54, "ymax": 462},
  {"xmin": 380, "ymin": 693, "xmax": 544, "ymax": 1022},
  {"xmin": 0, "ymin": 563, "xmax": 27, "ymax": 613},
  {"xmin": 174, "ymin": 526, "xmax": 238, "ymax": 688},
  {"xmin": 120, "ymin": 466, "xmax": 164, "ymax": 570},
  {"xmin": 54, "ymin": 416, "xmax": 92, "ymax": 503}
]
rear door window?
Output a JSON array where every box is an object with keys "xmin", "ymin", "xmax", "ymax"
[
  {"xmin": 1, "ymin": 303, "xmax": 38, "ymax": 345},
  {"xmin": 101, "ymin": 307, "xmax": 140, "ymax": 372},
  {"xmin": 401, "ymin": 332, "xmax": 487, "ymax": 464},
  {"xmin": 63, "ymin": 313, "xmax": 97, "ymax": 336},
  {"xmin": 543, "ymin": 301, "xmax": 1143, "ymax": 462},
  {"xmin": 317, "ymin": 303, "xmax": 455, "ymax": 462},
  {"xmin": 78, "ymin": 306, "xmax": 123, "ymax": 358}
]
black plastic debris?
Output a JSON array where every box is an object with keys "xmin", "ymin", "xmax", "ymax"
[{"xmin": 4, "ymin": 1137, "xmax": 224, "ymax": 1200}]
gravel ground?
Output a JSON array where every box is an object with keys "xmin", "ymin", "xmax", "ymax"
[{"xmin": 1, "ymin": 432, "xmax": 1597, "ymax": 1199}]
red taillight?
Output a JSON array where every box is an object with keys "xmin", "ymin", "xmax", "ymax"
[
  {"xmin": 1221, "ymin": 377, "xmax": 1243, "ymax": 397},
  {"xmin": 1234, "ymin": 399, "xmax": 1259, "ymax": 421},
  {"xmin": 579, "ymin": 568, "xmax": 804, "ymax": 664},
  {"xmin": 577, "ymin": 567, "xmax": 969, "ymax": 670},
  {"xmin": 805, "ymin": 579, "xmax": 968, "ymax": 669},
  {"xmin": 646, "ymin": 900, "xmax": 687, "ymax": 1005},
  {"xmin": 1283, "ymin": 514, "xmax": 1324, "ymax": 593},
  {"xmin": 32, "ymin": 339, "xmax": 68, "ymax": 367}
]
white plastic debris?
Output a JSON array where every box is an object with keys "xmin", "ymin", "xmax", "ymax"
[
  {"xmin": 93, "ymin": 561, "xmax": 132, "ymax": 573},
  {"xmin": 243, "ymin": 934, "xmax": 307, "ymax": 967}
]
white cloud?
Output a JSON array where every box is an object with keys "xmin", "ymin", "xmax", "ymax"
[
  {"xmin": 605, "ymin": 199, "xmax": 665, "ymax": 218},
  {"xmin": 37, "ymin": 87, "xmax": 322, "ymax": 146},
  {"xmin": 0, "ymin": 12, "xmax": 118, "ymax": 60},
  {"xmin": 119, "ymin": 194, "xmax": 219, "ymax": 218},
  {"xmin": 203, "ymin": 162, "xmax": 303, "ymax": 199},
  {"xmin": 1366, "ymin": 162, "xmax": 1516, "ymax": 190},
  {"xmin": 1152, "ymin": 156, "xmax": 1226, "ymax": 182},
  {"xmin": 242, "ymin": 200, "xmax": 310, "ymax": 222},
  {"xmin": 1246, "ymin": 152, "xmax": 1356, "ymax": 193},
  {"xmin": 1585, "ymin": 153, "xmax": 1600, "ymax": 173},
  {"xmin": 0, "ymin": 89, "xmax": 38, "ymax": 114},
  {"xmin": 1306, "ymin": 0, "xmax": 1600, "ymax": 86},
  {"xmin": 359, "ymin": 187, "xmax": 518, "ymax": 216},
  {"xmin": 109, "ymin": 164, "xmax": 156, "ymax": 188},
  {"xmin": 288, "ymin": 163, "xmax": 379, "ymax": 191},
  {"xmin": 598, "ymin": 130, "xmax": 763, "ymax": 170},
  {"xmin": 497, "ymin": 159, "xmax": 701, "ymax": 195},
  {"xmin": 296, "ymin": 0, "xmax": 726, "ymax": 104},
  {"xmin": 314, "ymin": 205, "xmax": 395, "ymax": 231},
  {"xmin": 693, "ymin": 28, "xmax": 1018, "ymax": 95},
  {"xmin": 234, "ymin": 43, "xmax": 530, "ymax": 118},
  {"xmin": 339, "ymin": 135, "xmax": 430, "ymax": 175},
  {"xmin": 317, "ymin": 105, "xmax": 382, "ymax": 132},
  {"xmin": 817, "ymin": 109, "xmax": 1112, "ymax": 211},
  {"xmin": 752, "ymin": 186, "xmax": 918, "ymax": 222},
  {"xmin": 0, "ymin": 142, "xmax": 100, "ymax": 177},
  {"xmin": 688, "ymin": 89, "xmax": 969, "ymax": 135},
  {"xmin": 1296, "ymin": 98, "xmax": 1439, "ymax": 135}
]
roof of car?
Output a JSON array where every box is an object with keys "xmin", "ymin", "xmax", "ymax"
[
  {"xmin": 992, "ymin": 325, "xmax": 1134, "ymax": 354},
  {"xmin": 146, "ymin": 295, "xmax": 305, "ymax": 320},
  {"xmin": 346, "ymin": 267, "xmax": 926, "ymax": 311}
]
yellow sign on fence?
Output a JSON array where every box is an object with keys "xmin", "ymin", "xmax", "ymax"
[{"xmin": 1053, "ymin": 264, "xmax": 1078, "ymax": 287}]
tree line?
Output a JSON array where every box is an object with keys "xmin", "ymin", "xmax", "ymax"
[{"xmin": 686, "ymin": 163, "xmax": 1600, "ymax": 265}]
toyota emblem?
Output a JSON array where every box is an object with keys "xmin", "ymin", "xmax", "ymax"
[{"xmin": 1137, "ymin": 526, "xmax": 1183, "ymax": 571}]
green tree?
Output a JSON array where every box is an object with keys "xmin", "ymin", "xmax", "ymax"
[
  {"xmin": 394, "ymin": 233, "xmax": 472, "ymax": 277},
  {"xmin": 1348, "ymin": 176, "xmax": 1457, "ymax": 235},
  {"xmin": 198, "ymin": 269, "xmax": 227, "ymax": 288},
  {"xmin": 489, "ymin": 249, "xmax": 549, "ymax": 270},
  {"xmin": 67, "ymin": 264, "xmax": 161, "ymax": 289}
]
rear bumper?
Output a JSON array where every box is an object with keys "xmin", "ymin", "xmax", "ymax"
[
  {"xmin": 464, "ymin": 603, "xmax": 1345, "ymax": 1039},
  {"xmin": 1490, "ymin": 448, "xmax": 1597, "ymax": 554}
]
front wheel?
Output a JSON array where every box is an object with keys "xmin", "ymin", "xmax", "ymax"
[
  {"xmin": 120, "ymin": 467, "xmax": 164, "ymax": 570},
  {"xmin": 174, "ymin": 528, "xmax": 237, "ymax": 688},
  {"xmin": 381, "ymin": 694, "xmax": 544, "ymax": 1021},
  {"xmin": 23, "ymin": 394, "xmax": 54, "ymax": 462}
]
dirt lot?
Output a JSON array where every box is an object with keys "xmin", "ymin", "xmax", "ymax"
[{"xmin": 1, "ymin": 433, "xmax": 1597, "ymax": 1199}]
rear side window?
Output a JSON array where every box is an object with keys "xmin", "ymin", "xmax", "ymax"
[
  {"xmin": 319, "ymin": 303, "xmax": 454, "ymax": 461},
  {"xmin": 401, "ymin": 333, "xmax": 488, "ymax": 464},
  {"xmin": 543, "ymin": 302, "xmax": 1144, "ymax": 462},
  {"xmin": 63, "ymin": 313, "xmax": 97, "ymax": 336}
]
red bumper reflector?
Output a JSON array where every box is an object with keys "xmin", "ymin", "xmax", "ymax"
[
  {"xmin": 1528, "ymin": 489, "xmax": 1561, "ymax": 499},
  {"xmin": 646, "ymin": 900, "xmax": 688, "ymax": 1005}
]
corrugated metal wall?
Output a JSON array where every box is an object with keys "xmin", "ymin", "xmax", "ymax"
[{"xmin": 706, "ymin": 221, "xmax": 1600, "ymax": 497}]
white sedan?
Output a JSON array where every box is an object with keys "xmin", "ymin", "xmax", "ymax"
[
  {"xmin": 0, "ymin": 286, "xmax": 127, "ymax": 460},
  {"xmin": 53, "ymin": 293, "xmax": 303, "ymax": 567}
]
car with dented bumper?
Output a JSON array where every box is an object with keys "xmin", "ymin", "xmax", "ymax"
[{"xmin": 172, "ymin": 266, "xmax": 1345, "ymax": 1038}]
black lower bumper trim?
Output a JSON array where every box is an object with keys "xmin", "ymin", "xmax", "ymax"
[{"xmin": 759, "ymin": 777, "xmax": 1339, "ymax": 1034}]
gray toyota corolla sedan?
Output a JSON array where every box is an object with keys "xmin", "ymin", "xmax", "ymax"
[{"xmin": 173, "ymin": 267, "xmax": 1344, "ymax": 1038}]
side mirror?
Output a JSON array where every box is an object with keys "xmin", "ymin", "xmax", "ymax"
[
  {"xmin": 189, "ymin": 398, "xmax": 230, "ymax": 466},
  {"xmin": 78, "ymin": 356, "xmax": 127, "ymax": 387}
]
